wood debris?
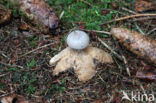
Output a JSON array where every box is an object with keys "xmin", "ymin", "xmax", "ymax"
[
  {"xmin": 0, "ymin": 94, "xmax": 29, "ymax": 103},
  {"xmin": 136, "ymin": 71, "xmax": 156, "ymax": 82},
  {"xmin": 135, "ymin": 0, "xmax": 156, "ymax": 12},
  {"xmin": 8, "ymin": 0, "xmax": 59, "ymax": 33},
  {"xmin": 0, "ymin": 4, "xmax": 11, "ymax": 25},
  {"xmin": 111, "ymin": 28, "xmax": 156, "ymax": 65}
]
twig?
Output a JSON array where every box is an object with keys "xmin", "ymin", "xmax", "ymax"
[
  {"xmin": 59, "ymin": 10, "xmax": 64, "ymax": 19},
  {"xmin": 0, "ymin": 91, "xmax": 15, "ymax": 98},
  {"xmin": 0, "ymin": 52, "xmax": 10, "ymax": 60},
  {"xmin": 0, "ymin": 89, "xmax": 6, "ymax": 93},
  {"xmin": 20, "ymin": 42, "xmax": 55, "ymax": 57},
  {"xmin": 72, "ymin": 22, "xmax": 88, "ymax": 24},
  {"xmin": 147, "ymin": 28, "xmax": 156, "ymax": 35},
  {"xmin": 0, "ymin": 61, "xmax": 24, "ymax": 69},
  {"xmin": 122, "ymin": 55, "xmax": 131, "ymax": 76},
  {"xmin": 97, "ymin": 73, "xmax": 106, "ymax": 83},
  {"xmin": 102, "ymin": 14, "xmax": 156, "ymax": 24},
  {"xmin": 132, "ymin": 16, "xmax": 156, "ymax": 22},
  {"xmin": 1, "ymin": 53, "xmax": 8, "ymax": 58},
  {"xmin": 121, "ymin": 7, "xmax": 138, "ymax": 14},
  {"xmin": 0, "ymin": 72, "xmax": 10, "ymax": 78},
  {"xmin": 135, "ymin": 23, "xmax": 146, "ymax": 35},
  {"xmin": 98, "ymin": 37, "xmax": 123, "ymax": 61},
  {"xmin": 102, "ymin": 8, "xmax": 127, "ymax": 16},
  {"xmin": 81, "ymin": 29, "xmax": 111, "ymax": 35},
  {"xmin": 113, "ymin": 37, "xmax": 131, "ymax": 76},
  {"xmin": 81, "ymin": 0, "xmax": 93, "ymax": 6},
  {"xmin": 98, "ymin": 37, "xmax": 131, "ymax": 76}
]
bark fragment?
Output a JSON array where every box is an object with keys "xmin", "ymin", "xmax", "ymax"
[
  {"xmin": 8, "ymin": 0, "xmax": 59, "ymax": 33},
  {"xmin": 135, "ymin": 0, "xmax": 156, "ymax": 12},
  {"xmin": 0, "ymin": 94, "xmax": 29, "ymax": 103}
]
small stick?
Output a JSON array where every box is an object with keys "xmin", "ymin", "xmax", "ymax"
[
  {"xmin": 0, "ymin": 61, "xmax": 24, "ymax": 69},
  {"xmin": 132, "ymin": 16, "xmax": 156, "ymax": 22},
  {"xmin": 114, "ymin": 39, "xmax": 131, "ymax": 76},
  {"xmin": 98, "ymin": 37, "xmax": 123, "ymax": 61},
  {"xmin": 122, "ymin": 55, "xmax": 131, "ymax": 76},
  {"xmin": 0, "ymin": 91, "xmax": 15, "ymax": 98},
  {"xmin": 81, "ymin": 29, "xmax": 111, "ymax": 35},
  {"xmin": 81, "ymin": 0, "xmax": 93, "ymax": 6},
  {"xmin": 98, "ymin": 37, "xmax": 131, "ymax": 76},
  {"xmin": 102, "ymin": 14, "xmax": 156, "ymax": 24},
  {"xmin": 121, "ymin": 7, "xmax": 138, "ymax": 14},
  {"xmin": 0, "ymin": 72, "xmax": 9, "ymax": 78},
  {"xmin": 72, "ymin": 22, "xmax": 88, "ymax": 24},
  {"xmin": 59, "ymin": 10, "xmax": 64, "ymax": 19},
  {"xmin": 97, "ymin": 73, "xmax": 106, "ymax": 83},
  {"xmin": 0, "ymin": 89, "xmax": 6, "ymax": 93},
  {"xmin": 147, "ymin": 28, "xmax": 156, "ymax": 35},
  {"xmin": 101, "ymin": 8, "xmax": 127, "ymax": 16},
  {"xmin": 1, "ymin": 53, "xmax": 8, "ymax": 58},
  {"xmin": 0, "ymin": 52, "xmax": 10, "ymax": 60},
  {"xmin": 20, "ymin": 42, "xmax": 55, "ymax": 57},
  {"xmin": 135, "ymin": 23, "xmax": 146, "ymax": 35}
]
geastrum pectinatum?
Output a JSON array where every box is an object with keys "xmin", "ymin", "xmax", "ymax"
[{"xmin": 50, "ymin": 30, "xmax": 113, "ymax": 82}]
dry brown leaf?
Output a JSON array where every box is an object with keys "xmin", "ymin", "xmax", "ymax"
[
  {"xmin": 91, "ymin": 99, "xmax": 103, "ymax": 103},
  {"xmin": 0, "ymin": 4, "xmax": 11, "ymax": 25},
  {"xmin": 111, "ymin": 28, "xmax": 156, "ymax": 65},
  {"xmin": 0, "ymin": 94, "xmax": 29, "ymax": 103},
  {"xmin": 135, "ymin": 0, "xmax": 156, "ymax": 12},
  {"xmin": 20, "ymin": 23, "xmax": 29, "ymax": 31},
  {"xmin": 50, "ymin": 47, "xmax": 113, "ymax": 82}
]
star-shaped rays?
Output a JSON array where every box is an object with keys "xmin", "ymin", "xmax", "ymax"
[{"xmin": 50, "ymin": 46, "xmax": 113, "ymax": 82}]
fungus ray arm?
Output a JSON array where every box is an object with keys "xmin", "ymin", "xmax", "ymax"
[{"xmin": 49, "ymin": 47, "xmax": 70, "ymax": 65}]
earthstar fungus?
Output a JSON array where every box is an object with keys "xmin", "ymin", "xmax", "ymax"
[{"xmin": 50, "ymin": 30, "xmax": 113, "ymax": 82}]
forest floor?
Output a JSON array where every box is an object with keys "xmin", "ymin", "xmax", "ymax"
[{"xmin": 0, "ymin": 0, "xmax": 156, "ymax": 103}]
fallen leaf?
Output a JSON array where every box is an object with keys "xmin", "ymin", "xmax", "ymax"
[
  {"xmin": 140, "ymin": 61, "xmax": 151, "ymax": 71},
  {"xmin": 111, "ymin": 2, "xmax": 119, "ymax": 9},
  {"xmin": 20, "ymin": 23, "xmax": 29, "ymax": 31},
  {"xmin": 101, "ymin": 10, "xmax": 110, "ymax": 16},
  {"xmin": 135, "ymin": 0, "xmax": 156, "ymax": 12},
  {"xmin": 91, "ymin": 99, "xmax": 103, "ymax": 103},
  {"xmin": 0, "ymin": 94, "xmax": 29, "ymax": 103},
  {"xmin": 0, "ymin": 4, "xmax": 11, "ymax": 25},
  {"xmin": 79, "ymin": 24, "xmax": 86, "ymax": 29},
  {"xmin": 22, "ymin": 31, "xmax": 33, "ymax": 37}
]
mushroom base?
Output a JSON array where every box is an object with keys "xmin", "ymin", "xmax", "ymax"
[{"xmin": 49, "ymin": 46, "xmax": 113, "ymax": 82}]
